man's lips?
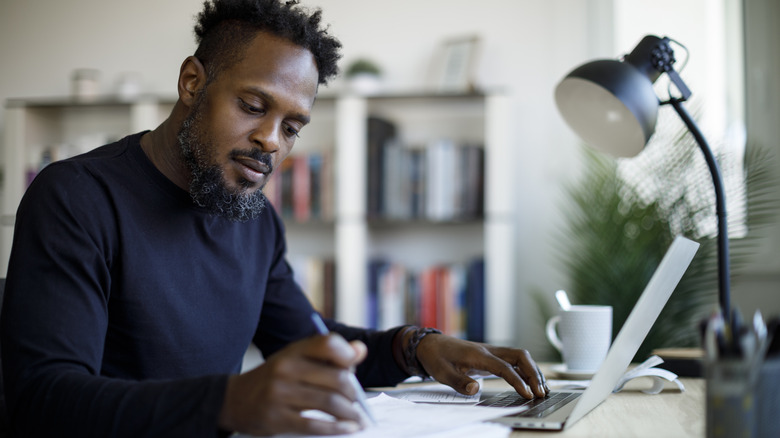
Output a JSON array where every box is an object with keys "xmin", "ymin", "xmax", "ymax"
[{"xmin": 233, "ymin": 156, "xmax": 271, "ymax": 184}]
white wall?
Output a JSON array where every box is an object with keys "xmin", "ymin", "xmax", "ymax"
[{"xmin": 1, "ymin": 0, "xmax": 769, "ymax": 356}]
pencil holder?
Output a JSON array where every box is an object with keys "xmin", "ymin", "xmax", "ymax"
[
  {"xmin": 705, "ymin": 359, "xmax": 756, "ymax": 438},
  {"xmin": 757, "ymin": 356, "xmax": 780, "ymax": 437}
]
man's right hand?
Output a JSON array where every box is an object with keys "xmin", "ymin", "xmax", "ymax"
[{"xmin": 218, "ymin": 334, "xmax": 368, "ymax": 436}]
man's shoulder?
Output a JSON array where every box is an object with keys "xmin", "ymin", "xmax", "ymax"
[
  {"xmin": 64, "ymin": 132, "xmax": 144, "ymax": 167},
  {"xmin": 22, "ymin": 133, "xmax": 144, "ymax": 205},
  {"xmin": 34, "ymin": 132, "xmax": 143, "ymax": 182}
]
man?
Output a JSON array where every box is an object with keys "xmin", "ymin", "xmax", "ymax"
[{"xmin": 1, "ymin": 0, "xmax": 548, "ymax": 436}]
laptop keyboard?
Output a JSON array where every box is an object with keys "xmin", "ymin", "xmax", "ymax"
[{"xmin": 477, "ymin": 391, "xmax": 581, "ymax": 418}]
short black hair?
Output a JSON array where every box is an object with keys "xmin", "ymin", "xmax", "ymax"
[{"xmin": 193, "ymin": 0, "xmax": 342, "ymax": 85}]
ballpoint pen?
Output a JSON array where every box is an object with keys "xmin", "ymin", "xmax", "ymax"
[{"xmin": 310, "ymin": 312, "xmax": 377, "ymax": 425}]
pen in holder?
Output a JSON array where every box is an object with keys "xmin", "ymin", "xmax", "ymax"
[{"xmin": 703, "ymin": 309, "xmax": 778, "ymax": 438}]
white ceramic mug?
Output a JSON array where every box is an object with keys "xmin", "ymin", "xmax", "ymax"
[{"xmin": 546, "ymin": 305, "xmax": 613, "ymax": 372}]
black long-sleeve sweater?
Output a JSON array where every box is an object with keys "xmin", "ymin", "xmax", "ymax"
[{"xmin": 1, "ymin": 132, "xmax": 407, "ymax": 437}]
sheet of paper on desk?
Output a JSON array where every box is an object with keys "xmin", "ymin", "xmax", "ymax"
[
  {"xmin": 265, "ymin": 393, "xmax": 527, "ymax": 438},
  {"xmin": 381, "ymin": 380, "xmax": 482, "ymax": 403},
  {"xmin": 548, "ymin": 379, "xmax": 590, "ymax": 390}
]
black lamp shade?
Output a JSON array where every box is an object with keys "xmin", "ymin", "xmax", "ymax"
[{"xmin": 555, "ymin": 59, "xmax": 660, "ymax": 158}]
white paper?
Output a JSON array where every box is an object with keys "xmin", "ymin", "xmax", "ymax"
[
  {"xmin": 547, "ymin": 379, "xmax": 590, "ymax": 390},
  {"xmin": 612, "ymin": 355, "xmax": 685, "ymax": 394},
  {"xmin": 381, "ymin": 380, "xmax": 482, "ymax": 403},
  {"xmin": 263, "ymin": 393, "xmax": 526, "ymax": 438}
]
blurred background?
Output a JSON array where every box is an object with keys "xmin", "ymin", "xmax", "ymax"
[{"xmin": 0, "ymin": 0, "xmax": 777, "ymax": 360}]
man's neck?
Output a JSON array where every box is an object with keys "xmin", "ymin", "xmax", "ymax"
[{"xmin": 140, "ymin": 102, "xmax": 190, "ymax": 191}]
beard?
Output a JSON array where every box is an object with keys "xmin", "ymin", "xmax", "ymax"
[{"xmin": 177, "ymin": 97, "xmax": 270, "ymax": 222}]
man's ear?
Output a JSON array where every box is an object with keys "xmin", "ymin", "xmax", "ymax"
[{"xmin": 178, "ymin": 56, "xmax": 207, "ymax": 108}]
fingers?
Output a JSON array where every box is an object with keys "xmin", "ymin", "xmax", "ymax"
[
  {"xmin": 288, "ymin": 336, "xmax": 368, "ymax": 402},
  {"xmin": 349, "ymin": 339, "xmax": 368, "ymax": 364},
  {"xmin": 417, "ymin": 336, "xmax": 549, "ymax": 400},
  {"xmin": 220, "ymin": 335, "xmax": 370, "ymax": 436},
  {"xmin": 487, "ymin": 346, "xmax": 549, "ymax": 398},
  {"xmin": 477, "ymin": 353, "xmax": 535, "ymax": 399},
  {"xmin": 303, "ymin": 333, "xmax": 366, "ymax": 369},
  {"xmin": 429, "ymin": 358, "xmax": 483, "ymax": 396},
  {"xmin": 286, "ymin": 380, "xmax": 365, "ymax": 424},
  {"xmin": 254, "ymin": 403, "xmax": 363, "ymax": 436}
]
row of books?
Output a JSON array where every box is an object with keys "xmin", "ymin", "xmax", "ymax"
[
  {"xmin": 264, "ymin": 152, "xmax": 334, "ymax": 222},
  {"xmin": 367, "ymin": 258, "xmax": 485, "ymax": 342},
  {"xmin": 289, "ymin": 256, "xmax": 337, "ymax": 319},
  {"xmin": 288, "ymin": 255, "xmax": 486, "ymax": 342},
  {"xmin": 368, "ymin": 117, "xmax": 485, "ymax": 222}
]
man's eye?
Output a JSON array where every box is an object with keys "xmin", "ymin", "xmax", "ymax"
[
  {"xmin": 240, "ymin": 99, "xmax": 263, "ymax": 114},
  {"xmin": 284, "ymin": 124, "xmax": 301, "ymax": 138}
]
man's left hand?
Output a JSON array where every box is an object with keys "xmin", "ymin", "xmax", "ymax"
[{"xmin": 415, "ymin": 335, "xmax": 550, "ymax": 399}]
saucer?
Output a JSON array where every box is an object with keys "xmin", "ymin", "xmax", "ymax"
[{"xmin": 550, "ymin": 364, "xmax": 597, "ymax": 380}]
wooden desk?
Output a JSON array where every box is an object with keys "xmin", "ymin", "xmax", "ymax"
[
  {"xmin": 488, "ymin": 375, "xmax": 705, "ymax": 437},
  {"xmin": 383, "ymin": 371, "xmax": 704, "ymax": 437},
  {"xmin": 371, "ymin": 364, "xmax": 704, "ymax": 437}
]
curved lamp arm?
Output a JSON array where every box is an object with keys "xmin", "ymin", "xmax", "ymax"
[{"xmin": 666, "ymin": 98, "xmax": 730, "ymax": 316}]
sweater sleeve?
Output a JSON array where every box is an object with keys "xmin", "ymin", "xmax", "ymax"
[
  {"xmin": 252, "ymin": 207, "xmax": 409, "ymax": 388},
  {"xmin": 0, "ymin": 162, "xmax": 228, "ymax": 437}
]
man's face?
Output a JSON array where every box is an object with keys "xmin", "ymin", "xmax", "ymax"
[{"xmin": 178, "ymin": 31, "xmax": 319, "ymax": 221}]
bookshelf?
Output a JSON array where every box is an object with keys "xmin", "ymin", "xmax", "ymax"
[
  {"xmin": 1, "ymin": 91, "xmax": 516, "ymax": 346},
  {"xmin": 327, "ymin": 92, "xmax": 515, "ymax": 346},
  {"xmin": 1, "ymin": 95, "xmax": 175, "ymax": 275}
]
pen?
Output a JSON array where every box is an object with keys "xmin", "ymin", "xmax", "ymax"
[{"xmin": 310, "ymin": 312, "xmax": 377, "ymax": 425}]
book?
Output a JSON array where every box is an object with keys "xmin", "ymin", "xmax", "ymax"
[
  {"xmin": 417, "ymin": 267, "xmax": 437, "ymax": 329},
  {"xmin": 367, "ymin": 117, "xmax": 397, "ymax": 219},
  {"xmin": 466, "ymin": 259, "xmax": 485, "ymax": 342},
  {"xmin": 263, "ymin": 164, "xmax": 282, "ymax": 212},
  {"xmin": 364, "ymin": 258, "xmax": 485, "ymax": 340},
  {"xmin": 319, "ymin": 150, "xmax": 334, "ymax": 221},
  {"xmin": 308, "ymin": 153, "xmax": 323, "ymax": 220},
  {"xmin": 321, "ymin": 259, "xmax": 336, "ymax": 319},
  {"xmin": 382, "ymin": 140, "xmax": 412, "ymax": 220},
  {"xmin": 378, "ymin": 263, "xmax": 407, "ymax": 330},
  {"xmin": 288, "ymin": 256, "xmax": 337, "ymax": 318},
  {"xmin": 459, "ymin": 145, "xmax": 485, "ymax": 219},
  {"xmin": 278, "ymin": 158, "xmax": 295, "ymax": 218},
  {"xmin": 292, "ymin": 155, "xmax": 311, "ymax": 222},
  {"xmin": 408, "ymin": 148, "xmax": 426, "ymax": 219},
  {"xmin": 367, "ymin": 260, "xmax": 386, "ymax": 329},
  {"xmin": 425, "ymin": 139, "xmax": 457, "ymax": 221}
]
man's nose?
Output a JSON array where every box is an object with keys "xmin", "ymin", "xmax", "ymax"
[{"xmin": 249, "ymin": 121, "xmax": 281, "ymax": 153}]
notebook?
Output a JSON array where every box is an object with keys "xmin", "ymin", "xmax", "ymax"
[{"xmin": 478, "ymin": 235, "xmax": 699, "ymax": 430}]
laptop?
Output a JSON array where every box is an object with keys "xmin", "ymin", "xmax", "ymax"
[{"xmin": 479, "ymin": 235, "xmax": 699, "ymax": 430}]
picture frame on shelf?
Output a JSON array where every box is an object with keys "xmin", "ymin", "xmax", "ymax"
[{"xmin": 432, "ymin": 35, "xmax": 480, "ymax": 93}]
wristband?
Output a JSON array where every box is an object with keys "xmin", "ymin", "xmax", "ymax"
[{"xmin": 404, "ymin": 327, "xmax": 442, "ymax": 378}]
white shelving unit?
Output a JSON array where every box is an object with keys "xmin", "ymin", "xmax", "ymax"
[
  {"xmin": 325, "ymin": 92, "xmax": 515, "ymax": 346},
  {"xmin": 1, "ymin": 92, "xmax": 516, "ymax": 346},
  {"xmin": 1, "ymin": 96, "xmax": 175, "ymax": 275}
]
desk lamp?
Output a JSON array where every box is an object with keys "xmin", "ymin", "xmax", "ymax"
[{"xmin": 553, "ymin": 35, "xmax": 731, "ymax": 322}]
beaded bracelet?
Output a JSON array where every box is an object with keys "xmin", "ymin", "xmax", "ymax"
[{"xmin": 404, "ymin": 327, "xmax": 442, "ymax": 377}]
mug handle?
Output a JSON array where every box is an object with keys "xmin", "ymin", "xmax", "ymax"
[{"xmin": 545, "ymin": 315, "xmax": 563, "ymax": 352}]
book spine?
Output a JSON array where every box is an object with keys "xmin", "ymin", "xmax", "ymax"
[
  {"xmin": 466, "ymin": 258, "xmax": 485, "ymax": 342},
  {"xmin": 308, "ymin": 153, "xmax": 323, "ymax": 220},
  {"xmin": 279, "ymin": 158, "xmax": 294, "ymax": 218},
  {"xmin": 292, "ymin": 155, "xmax": 311, "ymax": 222}
]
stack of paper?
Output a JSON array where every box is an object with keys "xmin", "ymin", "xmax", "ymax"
[{"xmin": 261, "ymin": 393, "xmax": 525, "ymax": 438}]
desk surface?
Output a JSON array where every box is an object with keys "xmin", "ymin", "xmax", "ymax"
[
  {"xmin": 488, "ymin": 371, "xmax": 705, "ymax": 437},
  {"xmin": 384, "ymin": 366, "xmax": 704, "ymax": 437}
]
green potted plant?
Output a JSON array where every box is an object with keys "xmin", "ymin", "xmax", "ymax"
[
  {"xmin": 344, "ymin": 58, "xmax": 382, "ymax": 95},
  {"xmin": 537, "ymin": 121, "xmax": 779, "ymax": 363}
]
